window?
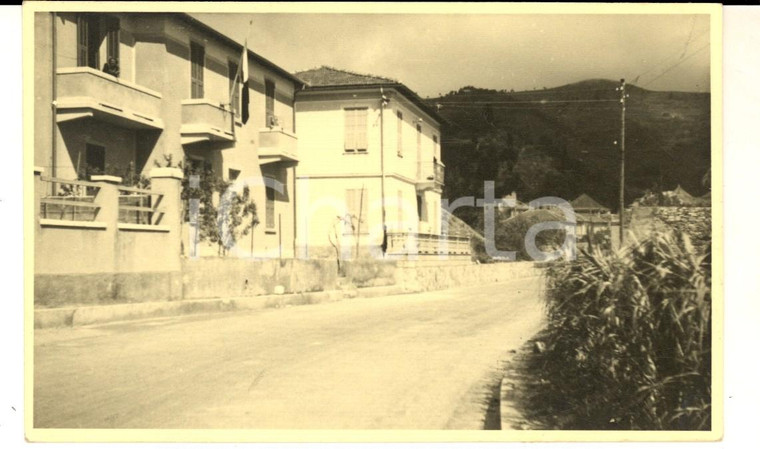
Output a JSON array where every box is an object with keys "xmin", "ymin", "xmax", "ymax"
[
  {"xmin": 417, "ymin": 194, "xmax": 428, "ymax": 222},
  {"xmin": 396, "ymin": 111, "xmax": 403, "ymax": 157},
  {"xmin": 397, "ymin": 190, "xmax": 404, "ymax": 230},
  {"xmin": 344, "ymin": 108, "xmax": 368, "ymax": 153},
  {"xmin": 228, "ymin": 60, "xmax": 240, "ymax": 115},
  {"xmin": 345, "ymin": 188, "xmax": 368, "ymax": 234},
  {"xmin": 228, "ymin": 169, "xmax": 240, "ymax": 182},
  {"xmin": 78, "ymin": 15, "xmax": 120, "ymax": 75},
  {"xmin": 265, "ymin": 80, "xmax": 275, "ymax": 126},
  {"xmin": 105, "ymin": 16, "xmax": 119, "ymax": 67},
  {"xmin": 265, "ymin": 183, "xmax": 276, "ymax": 230},
  {"xmin": 190, "ymin": 42, "xmax": 204, "ymax": 99},
  {"xmin": 85, "ymin": 143, "xmax": 105, "ymax": 178},
  {"xmin": 77, "ymin": 14, "xmax": 100, "ymax": 69},
  {"xmin": 433, "ymin": 135, "xmax": 439, "ymax": 159}
]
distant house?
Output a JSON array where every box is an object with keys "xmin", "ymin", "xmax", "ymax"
[
  {"xmin": 570, "ymin": 193, "xmax": 610, "ymax": 215},
  {"xmin": 632, "ymin": 185, "xmax": 710, "ymax": 207},
  {"xmin": 293, "ymin": 66, "xmax": 468, "ymax": 259},
  {"xmin": 498, "ymin": 191, "xmax": 530, "ymax": 218}
]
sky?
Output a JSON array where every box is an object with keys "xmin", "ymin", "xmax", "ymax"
[{"xmin": 194, "ymin": 12, "xmax": 711, "ymax": 99}]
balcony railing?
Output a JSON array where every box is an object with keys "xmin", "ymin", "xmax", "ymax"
[
  {"xmin": 416, "ymin": 161, "xmax": 445, "ymax": 191},
  {"xmin": 180, "ymin": 99, "xmax": 235, "ymax": 145},
  {"xmin": 55, "ymin": 67, "xmax": 163, "ymax": 130},
  {"xmin": 39, "ymin": 177, "xmax": 101, "ymax": 223},
  {"xmin": 258, "ymin": 127, "xmax": 298, "ymax": 164},
  {"xmin": 118, "ymin": 186, "xmax": 165, "ymax": 225},
  {"xmin": 386, "ymin": 232, "xmax": 471, "ymax": 257}
]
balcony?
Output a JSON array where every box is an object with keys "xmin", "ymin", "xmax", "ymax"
[
  {"xmin": 180, "ymin": 99, "xmax": 235, "ymax": 146},
  {"xmin": 55, "ymin": 67, "xmax": 164, "ymax": 130},
  {"xmin": 416, "ymin": 160, "xmax": 445, "ymax": 192},
  {"xmin": 258, "ymin": 127, "xmax": 298, "ymax": 165},
  {"xmin": 386, "ymin": 232, "xmax": 471, "ymax": 258}
]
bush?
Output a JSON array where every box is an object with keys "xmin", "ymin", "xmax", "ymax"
[
  {"xmin": 540, "ymin": 231, "xmax": 711, "ymax": 429},
  {"xmin": 493, "ymin": 210, "xmax": 567, "ymax": 261}
]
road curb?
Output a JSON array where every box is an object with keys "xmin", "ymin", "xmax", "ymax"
[
  {"xmin": 35, "ymin": 284, "xmax": 416, "ymax": 329},
  {"xmin": 500, "ymin": 372, "xmax": 529, "ymax": 430},
  {"xmin": 35, "ymin": 276, "xmax": 540, "ymax": 329}
]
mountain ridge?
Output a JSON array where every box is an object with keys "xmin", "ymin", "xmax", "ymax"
[{"xmin": 428, "ymin": 79, "xmax": 710, "ymax": 230}]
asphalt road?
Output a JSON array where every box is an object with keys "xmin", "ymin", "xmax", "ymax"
[{"xmin": 34, "ymin": 276, "xmax": 546, "ymax": 429}]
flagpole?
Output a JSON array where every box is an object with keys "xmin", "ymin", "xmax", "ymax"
[
  {"xmin": 229, "ymin": 65, "xmax": 240, "ymax": 141},
  {"xmin": 229, "ymin": 20, "xmax": 253, "ymax": 140}
]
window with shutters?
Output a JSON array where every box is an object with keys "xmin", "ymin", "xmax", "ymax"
[
  {"xmin": 344, "ymin": 108, "xmax": 368, "ymax": 153},
  {"xmin": 77, "ymin": 14, "xmax": 101, "ymax": 69},
  {"xmin": 344, "ymin": 188, "xmax": 369, "ymax": 235},
  {"xmin": 105, "ymin": 17, "xmax": 119, "ymax": 67},
  {"xmin": 190, "ymin": 42, "xmax": 204, "ymax": 99},
  {"xmin": 396, "ymin": 111, "xmax": 403, "ymax": 157},
  {"xmin": 228, "ymin": 60, "xmax": 240, "ymax": 116},
  {"xmin": 433, "ymin": 134, "xmax": 439, "ymax": 159},
  {"xmin": 265, "ymin": 184, "xmax": 276, "ymax": 230},
  {"xmin": 265, "ymin": 80, "xmax": 276, "ymax": 126}
]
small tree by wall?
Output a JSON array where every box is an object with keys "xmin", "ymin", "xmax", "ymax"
[{"xmin": 151, "ymin": 154, "xmax": 259, "ymax": 257}]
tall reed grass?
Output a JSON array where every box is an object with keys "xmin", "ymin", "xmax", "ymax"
[{"xmin": 541, "ymin": 231, "xmax": 711, "ymax": 429}]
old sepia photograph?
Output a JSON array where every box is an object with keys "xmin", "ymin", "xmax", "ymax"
[{"xmin": 25, "ymin": 1, "xmax": 721, "ymax": 442}]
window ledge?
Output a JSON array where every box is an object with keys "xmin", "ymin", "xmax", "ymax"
[
  {"xmin": 117, "ymin": 223, "xmax": 170, "ymax": 232},
  {"xmin": 40, "ymin": 219, "xmax": 107, "ymax": 230},
  {"xmin": 344, "ymin": 151, "xmax": 369, "ymax": 155}
]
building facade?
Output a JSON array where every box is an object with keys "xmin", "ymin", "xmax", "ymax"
[
  {"xmin": 293, "ymin": 67, "xmax": 467, "ymax": 259},
  {"xmin": 34, "ymin": 12, "xmax": 301, "ymax": 258}
]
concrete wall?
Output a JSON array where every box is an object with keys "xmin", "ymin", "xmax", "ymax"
[
  {"xmin": 181, "ymin": 257, "xmax": 539, "ymax": 301},
  {"xmin": 34, "ymin": 12, "xmax": 53, "ymax": 170},
  {"xmin": 181, "ymin": 258, "xmax": 340, "ymax": 299},
  {"xmin": 395, "ymin": 261, "xmax": 541, "ymax": 292},
  {"xmin": 34, "ymin": 168, "xmax": 184, "ymax": 307}
]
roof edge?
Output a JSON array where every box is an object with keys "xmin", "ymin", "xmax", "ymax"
[
  {"xmin": 299, "ymin": 82, "xmax": 448, "ymax": 126},
  {"xmin": 180, "ymin": 14, "xmax": 305, "ymax": 88}
]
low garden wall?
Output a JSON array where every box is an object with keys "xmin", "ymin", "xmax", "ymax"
[
  {"xmin": 34, "ymin": 168, "xmax": 184, "ymax": 307},
  {"xmin": 630, "ymin": 206, "xmax": 711, "ymax": 249}
]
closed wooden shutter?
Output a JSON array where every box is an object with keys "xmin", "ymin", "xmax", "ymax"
[
  {"xmin": 355, "ymin": 108, "xmax": 367, "ymax": 151},
  {"xmin": 345, "ymin": 188, "xmax": 368, "ymax": 234},
  {"xmin": 344, "ymin": 108, "xmax": 368, "ymax": 152},
  {"xmin": 266, "ymin": 184, "xmax": 275, "ymax": 230},
  {"xmin": 228, "ymin": 60, "xmax": 240, "ymax": 115},
  {"xmin": 344, "ymin": 109, "xmax": 356, "ymax": 151},
  {"xmin": 190, "ymin": 42, "xmax": 204, "ymax": 99},
  {"xmin": 106, "ymin": 16, "xmax": 119, "ymax": 66},
  {"xmin": 76, "ymin": 15, "xmax": 88, "ymax": 67},
  {"xmin": 265, "ymin": 80, "xmax": 275, "ymax": 126}
]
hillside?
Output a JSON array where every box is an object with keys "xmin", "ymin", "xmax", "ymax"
[{"xmin": 430, "ymin": 80, "xmax": 711, "ymax": 230}]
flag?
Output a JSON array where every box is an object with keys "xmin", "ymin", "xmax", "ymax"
[{"xmin": 240, "ymin": 39, "xmax": 250, "ymax": 124}]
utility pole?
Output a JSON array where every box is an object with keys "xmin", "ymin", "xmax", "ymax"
[{"xmin": 617, "ymin": 78, "xmax": 628, "ymax": 246}]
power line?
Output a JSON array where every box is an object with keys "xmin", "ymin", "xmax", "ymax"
[
  {"xmin": 432, "ymin": 86, "xmax": 625, "ymax": 98},
  {"xmin": 436, "ymin": 99, "xmax": 619, "ymax": 105},
  {"xmin": 642, "ymin": 43, "xmax": 710, "ymax": 88}
]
